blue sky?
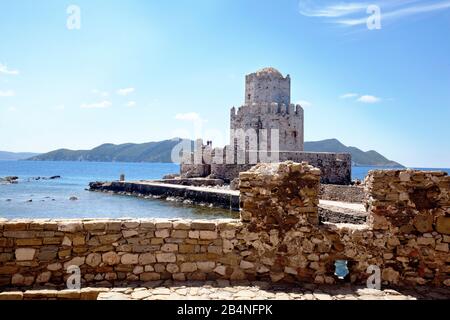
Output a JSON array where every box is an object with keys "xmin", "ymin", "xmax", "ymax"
[{"xmin": 0, "ymin": 0, "xmax": 449, "ymax": 167}]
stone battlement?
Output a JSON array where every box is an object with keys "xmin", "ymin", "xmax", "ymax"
[
  {"xmin": 231, "ymin": 103, "xmax": 304, "ymax": 117},
  {"xmin": 1, "ymin": 163, "xmax": 448, "ymax": 289}
]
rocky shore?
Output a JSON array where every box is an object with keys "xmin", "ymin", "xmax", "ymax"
[{"xmin": 0, "ymin": 176, "xmax": 61, "ymax": 185}]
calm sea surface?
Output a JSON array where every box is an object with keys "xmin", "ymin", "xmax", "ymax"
[{"xmin": 0, "ymin": 161, "xmax": 448, "ymax": 220}]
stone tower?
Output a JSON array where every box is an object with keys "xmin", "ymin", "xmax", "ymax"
[{"xmin": 230, "ymin": 67, "xmax": 304, "ymax": 153}]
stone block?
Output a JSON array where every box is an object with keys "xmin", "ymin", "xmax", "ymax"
[
  {"xmin": 180, "ymin": 262, "xmax": 197, "ymax": 273},
  {"xmin": 15, "ymin": 248, "xmax": 36, "ymax": 261},
  {"xmin": 139, "ymin": 253, "xmax": 156, "ymax": 265},
  {"xmin": 58, "ymin": 222, "xmax": 83, "ymax": 233},
  {"xmin": 171, "ymin": 230, "xmax": 188, "ymax": 238},
  {"xmin": 155, "ymin": 229, "xmax": 170, "ymax": 238},
  {"xmin": 173, "ymin": 221, "xmax": 191, "ymax": 230},
  {"xmin": 102, "ymin": 252, "xmax": 121, "ymax": 265},
  {"xmin": 191, "ymin": 221, "xmax": 217, "ymax": 231},
  {"xmin": 16, "ymin": 238, "xmax": 42, "ymax": 246},
  {"xmin": 0, "ymin": 292, "xmax": 23, "ymax": 300},
  {"xmin": 196, "ymin": 261, "xmax": 215, "ymax": 272},
  {"xmin": 140, "ymin": 273, "xmax": 160, "ymax": 281},
  {"xmin": 161, "ymin": 243, "xmax": 178, "ymax": 252},
  {"xmin": 436, "ymin": 216, "xmax": 450, "ymax": 235},
  {"xmin": 121, "ymin": 253, "xmax": 139, "ymax": 265},
  {"xmin": 156, "ymin": 253, "xmax": 176, "ymax": 263},
  {"xmin": 199, "ymin": 231, "xmax": 218, "ymax": 240}
]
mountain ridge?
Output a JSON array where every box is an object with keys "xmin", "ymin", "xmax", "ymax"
[
  {"xmin": 0, "ymin": 151, "xmax": 40, "ymax": 161},
  {"xmin": 25, "ymin": 138, "xmax": 403, "ymax": 167}
]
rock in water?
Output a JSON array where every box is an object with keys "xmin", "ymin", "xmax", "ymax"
[
  {"xmin": 69, "ymin": 196, "xmax": 79, "ymax": 201},
  {"xmin": 0, "ymin": 176, "xmax": 19, "ymax": 184}
]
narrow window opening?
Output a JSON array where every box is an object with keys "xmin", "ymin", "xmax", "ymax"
[{"xmin": 335, "ymin": 260, "xmax": 349, "ymax": 279}]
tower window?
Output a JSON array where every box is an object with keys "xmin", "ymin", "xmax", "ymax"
[{"xmin": 293, "ymin": 131, "xmax": 297, "ymax": 138}]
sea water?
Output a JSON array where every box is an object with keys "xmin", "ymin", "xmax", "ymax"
[{"xmin": 0, "ymin": 161, "xmax": 448, "ymax": 219}]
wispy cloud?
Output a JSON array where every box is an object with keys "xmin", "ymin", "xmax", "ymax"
[
  {"xmin": 117, "ymin": 87, "xmax": 135, "ymax": 96},
  {"xmin": 54, "ymin": 105, "xmax": 65, "ymax": 111},
  {"xmin": 126, "ymin": 101, "xmax": 136, "ymax": 108},
  {"xmin": 357, "ymin": 95, "xmax": 381, "ymax": 103},
  {"xmin": 0, "ymin": 90, "xmax": 15, "ymax": 97},
  {"xmin": 340, "ymin": 93, "xmax": 359, "ymax": 99},
  {"xmin": 340, "ymin": 93, "xmax": 382, "ymax": 103},
  {"xmin": 299, "ymin": 1, "xmax": 368, "ymax": 17},
  {"xmin": 92, "ymin": 89, "xmax": 109, "ymax": 97},
  {"xmin": 80, "ymin": 101, "xmax": 112, "ymax": 109},
  {"xmin": 0, "ymin": 63, "xmax": 19, "ymax": 76},
  {"xmin": 299, "ymin": 0, "xmax": 450, "ymax": 27}
]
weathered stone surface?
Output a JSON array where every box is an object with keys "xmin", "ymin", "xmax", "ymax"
[
  {"xmin": 36, "ymin": 271, "xmax": 51, "ymax": 283},
  {"xmin": 15, "ymin": 248, "xmax": 36, "ymax": 261},
  {"xmin": 0, "ymin": 291, "xmax": 23, "ymax": 300},
  {"xmin": 199, "ymin": 231, "xmax": 218, "ymax": 240},
  {"xmin": 121, "ymin": 254, "xmax": 139, "ymax": 265},
  {"xmin": 64, "ymin": 256, "xmax": 85, "ymax": 269},
  {"xmin": 47, "ymin": 263, "xmax": 62, "ymax": 271},
  {"xmin": 102, "ymin": 252, "xmax": 121, "ymax": 265},
  {"xmin": 161, "ymin": 244, "xmax": 178, "ymax": 252},
  {"xmin": 413, "ymin": 214, "xmax": 434, "ymax": 233},
  {"xmin": 196, "ymin": 261, "xmax": 215, "ymax": 272},
  {"xmin": 436, "ymin": 216, "xmax": 450, "ymax": 235},
  {"xmin": 58, "ymin": 222, "xmax": 83, "ymax": 233},
  {"xmin": 140, "ymin": 273, "xmax": 160, "ymax": 281},
  {"xmin": 180, "ymin": 262, "xmax": 197, "ymax": 273},
  {"xmin": 155, "ymin": 229, "xmax": 170, "ymax": 238},
  {"xmin": 156, "ymin": 253, "xmax": 176, "ymax": 263},
  {"xmin": 139, "ymin": 253, "xmax": 156, "ymax": 265},
  {"xmin": 122, "ymin": 230, "xmax": 139, "ymax": 238},
  {"xmin": 86, "ymin": 253, "xmax": 102, "ymax": 267}
]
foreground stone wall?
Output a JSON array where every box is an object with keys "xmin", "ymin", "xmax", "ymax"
[
  {"xmin": 1, "ymin": 163, "xmax": 448, "ymax": 289},
  {"xmin": 238, "ymin": 164, "xmax": 449, "ymax": 286},
  {"xmin": 0, "ymin": 218, "xmax": 246, "ymax": 288}
]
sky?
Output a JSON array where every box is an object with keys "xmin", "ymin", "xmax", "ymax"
[{"xmin": 0, "ymin": 0, "xmax": 449, "ymax": 168}]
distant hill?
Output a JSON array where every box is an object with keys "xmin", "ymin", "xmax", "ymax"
[
  {"xmin": 0, "ymin": 151, "xmax": 40, "ymax": 161},
  {"xmin": 304, "ymin": 139, "xmax": 403, "ymax": 167},
  {"xmin": 27, "ymin": 139, "xmax": 186, "ymax": 163},
  {"xmin": 27, "ymin": 138, "xmax": 403, "ymax": 167}
]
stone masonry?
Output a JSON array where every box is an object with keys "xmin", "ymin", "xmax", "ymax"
[{"xmin": 1, "ymin": 163, "xmax": 448, "ymax": 289}]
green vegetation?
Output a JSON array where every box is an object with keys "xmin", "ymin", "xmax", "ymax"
[{"xmin": 26, "ymin": 138, "xmax": 403, "ymax": 167}]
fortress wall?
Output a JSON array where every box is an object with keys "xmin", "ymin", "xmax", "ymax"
[
  {"xmin": 206, "ymin": 151, "xmax": 351, "ymax": 185},
  {"xmin": 320, "ymin": 184, "xmax": 365, "ymax": 203},
  {"xmin": 2, "ymin": 163, "xmax": 448, "ymax": 289},
  {"xmin": 179, "ymin": 164, "xmax": 211, "ymax": 178},
  {"xmin": 279, "ymin": 152, "xmax": 351, "ymax": 185},
  {"xmin": 210, "ymin": 164, "xmax": 254, "ymax": 183}
]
